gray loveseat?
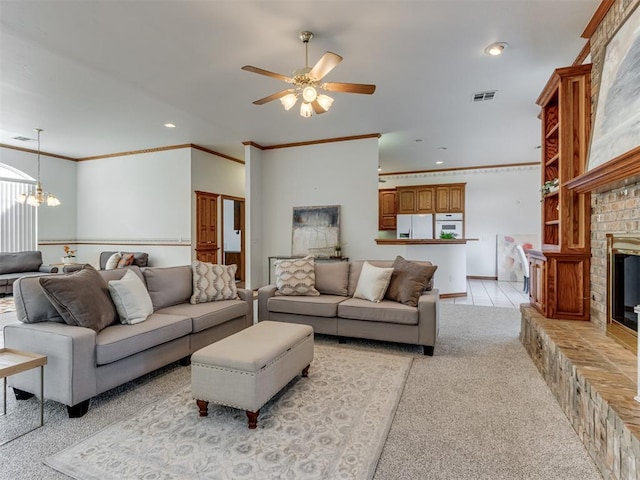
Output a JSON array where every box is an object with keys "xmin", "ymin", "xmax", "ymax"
[
  {"xmin": 258, "ymin": 259, "xmax": 439, "ymax": 355},
  {"xmin": 4, "ymin": 265, "xmax": 252, "ymax": 417},
  {"xmin": 0, "ymin": 251, "xmax": 58, "ymax": 295}
]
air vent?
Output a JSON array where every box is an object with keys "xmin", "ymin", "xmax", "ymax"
[
  {"xmin": 472, "ymin": 90, "xmax": 497, "ymax": 102},
  {"xmin": 12, "ymin": 136, "xmax": 34, "ymax": 142}
]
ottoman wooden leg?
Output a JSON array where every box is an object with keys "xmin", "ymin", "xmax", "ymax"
[
  {"xmin": 196, "ymin": 399, "xmax": 209, "ymax": 417},
  {"xmin": 246, "ymin": 409, "xmax": 260, "ymax": 429},
  {"xmin": 302, "ymin": 364, "xmax": 310, "ymax": 377}
]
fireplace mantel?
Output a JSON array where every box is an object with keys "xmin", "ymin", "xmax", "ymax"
[{"xmin": 566, "ymin": 146, "xmax": 640, "ymax": 193}]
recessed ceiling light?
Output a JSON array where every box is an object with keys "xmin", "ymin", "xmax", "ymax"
[
  {"xmin": 378, "ymin": 165, "xmax": 382, "ymax": 172},
  {"xmin": 164, "ymin": 123, "xmax": 176, "ymax": 128},
  {"xmin": 484, "ymin": 42, "xmax": 508, "ymax": 56},
  {"xmin": 415, "ymin": 139, "xmax": 423, "ymax": 142},
  {"xmin": 438, "ymin": 146, "xmax": 448, "ymax": 150},
  {"xmin": 435, "ymin": 161, "xmax": 444, "ymax": 165}
]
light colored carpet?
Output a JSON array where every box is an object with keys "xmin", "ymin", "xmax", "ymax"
[
  {"xmin": 0, "ymin": 295, "xmax": 16, "ymax": 314},
  {"xmin": 1, "ymin": 304, "xmax": 602, "ymax": 479},
  {"xmin": 44, "ymin": 345, "xmax": 411, "ymax": 480}
]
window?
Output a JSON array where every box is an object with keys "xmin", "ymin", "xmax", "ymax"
[{"xmin": 0, "ymin": 163, "xmax": 37, "ymax": 251}]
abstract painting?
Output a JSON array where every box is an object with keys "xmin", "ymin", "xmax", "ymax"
[
  {"xmin": 496, "ymin": 234, "xmax": 537, "ymax": 282},
  {"xmin": 292, "ymin": 205, "xmax": 340, "ymax": 256},
  {"xmin": 587, "ymin": 5, "xmax": 640, "ymax": 170}
]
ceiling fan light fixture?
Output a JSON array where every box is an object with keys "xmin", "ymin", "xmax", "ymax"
[
  {"xmin": 300, "ymin": 102, "xmax": 314, "ymax": 118},
  {"xmin": 317, "ymin": 94, "xmax": 334, "ymax": 111},
  {"xmin": 302, "ymin": 86, "xmax": 318, "ymax": 102},
  {"xmin": 16, "ymin": 128, "xmax": 61, "ymax": 208},
  {"xmin": 280, "ymin": 93, "xmax": 298, "ymax": 111}
]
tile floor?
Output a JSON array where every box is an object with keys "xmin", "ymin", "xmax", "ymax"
[{"xmin": 439, "ymin": 279, "xmax": 529, "ymax": 309}]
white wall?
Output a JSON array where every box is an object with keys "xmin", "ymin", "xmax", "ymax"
[
  {"xmin": 0, "ymin": 146, "xmax": 77, "ymax": 264},
  {"xmin": 383, "ymin": 165, "xmax": 541, "ymax": 277},
  {"xmin": 76, "ymin": 148, "xmax": 192, "ymax": 266},
  {"xmin": 245, "ymin": 145, "xmax": 264, "ymax": 289}
]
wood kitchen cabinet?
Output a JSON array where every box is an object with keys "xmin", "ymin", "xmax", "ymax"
[
  {"xmin": 528, "ymin": 64, "xmax": 591, "ymax": 321},
  {"xmin": 396, "ymin": 186, "xmax": 435, "ymax": 214},
  {"xmin": 378, "ymin": 189, "xmax": 397, "ymax": 230},
  {"xmin": 435, "ymin": 183, "xmax": 465, "ymax": 213}
]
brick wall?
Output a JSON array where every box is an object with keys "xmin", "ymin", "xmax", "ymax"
[{"xmin": 588, "ymin": 0, "xmax": 640, "ymax": 332}]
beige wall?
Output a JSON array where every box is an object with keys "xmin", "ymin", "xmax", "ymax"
[{"xmin": 588, "ymin": 0, "xmax": 640, "ymax": 331}]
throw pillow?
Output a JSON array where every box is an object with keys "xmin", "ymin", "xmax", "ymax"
[
  {"xmin": 117, "ymin": 253, "xmax": 135, "ymax": 268},
  {"xmin": 385, "ymin": 256, "xmax": 438, "ymax": 307},
  {"xmin": 353, "ymin": 261, "xmax": 394, "ymax": 303},
  {"xmin": 39, "ymin": 265, "xmax": 118, "ymax": 332},
  {"xmin": 315, "ymin": 261, "xmax": 349, "ymax": 296},
  {"xmin": 190, "ymin": 261, "xmax": 239, "ymax": 304},
  {"xmin": 274, "ymin": 256, "xmax": 320, "ymax": 296},
  {"xmin": 104, "ymin": 252, "xmax": 122, "ymax": 270},
  {"xmin": 108, "ymin": 269, "xmax": 154, "ymax": 324}
]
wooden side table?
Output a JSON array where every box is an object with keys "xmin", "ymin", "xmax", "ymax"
[{"xmin": 0, "ymin": 348, "xmax": 47, "ymax": 445}]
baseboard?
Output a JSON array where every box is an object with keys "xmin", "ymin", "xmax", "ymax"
[
  {"xmin": 440, "ymin": 292, "xmax": 467, "ymax": 299},
  {"xmin": 466, "ymin": 275, "xmax": 498, "ymax": 280}
]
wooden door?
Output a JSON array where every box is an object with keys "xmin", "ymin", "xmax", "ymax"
[
  {"xmin": 195, "ymin": 191, "xmax": 219, "ymax": 263},
  {"xmin": 378, "ymin": 189, "xmax": 397, "ymax": 230},
  {"xmin": 396, "ymin": 188, "xmax": 417, "ymax": 214},
  {"xmin": 416, "ymin": 187, "xmax": 434, "ymax": 213}
]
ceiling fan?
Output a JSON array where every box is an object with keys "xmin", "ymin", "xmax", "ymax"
[{"xmin": 241, "ymin": 31, "xmax": 376, "ymax": 117}]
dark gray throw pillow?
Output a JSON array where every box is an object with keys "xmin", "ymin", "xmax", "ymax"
[
  {"xmin": 39, "ymin": 265, "xmax": 118, "ymax": 332},
  {"xmin": 385, "ymin": 256, "xmax": 438, "ymax": 307}
]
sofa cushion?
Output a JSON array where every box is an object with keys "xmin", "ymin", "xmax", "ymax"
[
  {"xmin": 39, "ymin": 265, "xmax": 118, "ymax": 332},
  {"xmin": 338, "ymin": 297, "xmax": 419, "ymax": 325},
  {"xmin": 190, "ymin": 261, "xmax": 239, "ymax": 304},
  {"xmin": 157, "ymin": 300, "xmax": 248, "ymax": 334},
  {"xmin": 107, "ymin": 269, "xmax": 154, "ymax": 325},
  {"xmin": 143, "ymin": 266, "xmax": 192, "ymax": 310},
  {"xmin": 95, "ymin": 312, "xmax": 192, "ymax": 365},
  {"xmin": 268, "ymin": 294, "xmax": 346, "ymax": 317},
  {"xmin": 315, "ymin": 262, "xmax": 349, "ymax": 296},
  {"xmin": 99, "ymin": 265, "xmax": 145, "ymax": 284},
  {"xmin": 104, "ymin": 252, "xmax": 121, "ymax": 270},
  {"xmin": 274, "ymin": 257, "xmax": 320, "ymax": 296},
  {"xmin": 13, "ymin": 276, "xmax": 65, "ymax": 324},
  {"xmin": 0, "ymin": 251, "xmax": 42, "ymax": 274},
  {"xmin": 353, "ymin": 261, "xmax": 394, "ymax": 303},
  {"xmin": 385, "ymin": 256, "xmax": 438, "ymax": 307}
]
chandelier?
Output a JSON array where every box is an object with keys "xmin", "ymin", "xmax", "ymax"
[{"xmin": 17, "ymin": 128, "xmax": 61, "ymax": 207}]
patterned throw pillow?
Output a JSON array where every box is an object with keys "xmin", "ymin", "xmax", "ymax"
[
  {"xmin": 274, "ymin": 256, "xmax": 320, "ymax": 296},
  {"xmin": 117, "ymin": 253, "xmax": 135, "ymax": 268},
  {"xmin": 190, "ymin": 260, "xmax": 239, "ymax": 304}
]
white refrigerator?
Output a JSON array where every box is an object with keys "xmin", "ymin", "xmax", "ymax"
[{"xmin": 396, "ymin": 214, "xmax": 434, "ymax": 239}]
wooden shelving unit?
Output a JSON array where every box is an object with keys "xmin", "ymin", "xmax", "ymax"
[{"xmin": 528, "ymin": 64, "xmax": 592, "ymax": 321}]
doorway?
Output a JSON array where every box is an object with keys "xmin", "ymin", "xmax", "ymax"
[{"xmin": 221, "ymin": 195, "xmax": 245, "ymax": 283}]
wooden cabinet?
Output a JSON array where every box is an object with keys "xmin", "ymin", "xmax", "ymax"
[
  {"xmin": 378, "ymin": 189, "xmax": 397, "ymax": 230},
  {"xmin": 396, "ymin": 186, "xmax": 437, "ymax": 214},
  {"xmin": 529, "ymin": 64, "xmax": 591, "ymax": 321},
  {"xmin": 435, "ymin": 183, "xmax": 465, "ymax": 213}
]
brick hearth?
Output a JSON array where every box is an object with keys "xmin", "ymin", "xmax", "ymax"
[{"xmin": 520, "ymin": 305, "xmax": 640, "ymax": 480}]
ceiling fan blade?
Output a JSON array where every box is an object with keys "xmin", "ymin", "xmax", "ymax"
[
  {"xmin": 311, "ymin": 100, "xmax": 328, "ymax": 114},
  {"xmin": 322, "ymin": 82, "xmax": 376, "ymax": 95},
  {"xmin": 253, "ymin": 89, "xmax": 294, "ymax": 105},
  {"xmin": 241, "ymin": 65, "xmax": 292, "ymax": 83},
  {"xmin": 309, "ymin": 52, "xmax": 343, "ymax": 80}
]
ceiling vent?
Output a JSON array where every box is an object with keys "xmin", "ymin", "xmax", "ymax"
[
  {"xmin": 12, "ymin": 136, "xmax": 34, "ymax": 142},
  {"xmin": 472, "ymin": 90, "xmax": 497, "ymax": 102}
]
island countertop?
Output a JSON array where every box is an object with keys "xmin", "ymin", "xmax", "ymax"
[{"xmin": 375, "ymin": 238, "xmax": 478, "ymax": 245}]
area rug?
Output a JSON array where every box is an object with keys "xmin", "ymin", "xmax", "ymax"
[
  {"xmin": 0, "ymin": 295, "xmax": 16, "ymax": 313},
  {"xmin": 45, "ymin": 345, "xmax": 412, "ymax": 480}
]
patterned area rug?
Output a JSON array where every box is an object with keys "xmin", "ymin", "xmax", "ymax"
[
  {"xmin": 0, "ymin": 296, "xmax": 16, "ymax": 314},
  {"xmin": 45, "ymin": 345, "xmax": 412, "ymax": 480}
]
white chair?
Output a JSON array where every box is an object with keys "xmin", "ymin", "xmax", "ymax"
[{"xmin": 515, "ymin": 245, "xmax": 530, "ymax": 294}]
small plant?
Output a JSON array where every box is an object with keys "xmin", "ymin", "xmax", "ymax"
[
  {"xmin": 439, "ymin": 232, "xmax": 457, "ymax": 239},
  {"xmin": 540, "ymin": 178, "xmax": 559, "ymax": 200},
  {"xmin": 62, "ymin": 245, "xmax": 76, "ymax": 258}
]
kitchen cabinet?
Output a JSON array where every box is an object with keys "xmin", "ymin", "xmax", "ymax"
[
  {"xmin": 435, "ymin": 183, "xmax": 465, "ymax": 213},
  {"xmin": 396, "ymin": 186, "xmax": 435, "ymax": 214},
  {"xmin": 378, "ymin": 189, "xmax": 397, "ymax": 230}
]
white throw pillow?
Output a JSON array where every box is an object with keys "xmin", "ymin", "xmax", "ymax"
[
  {"xmin": 353, "ymin": 261, "xmax": 394, "ymax": 303},
  {"xmin": 190, "ymin": 260, "xmax": 239, "ymax": 304},
  {"xmin": 107, "ymin": 269, "xmax": 153, "ymax": 324},
  {"xmin": 104, "ymin": 252, "xmax": 122, "ymax": 270},
  {"xmin": 274, "ymin": 256, "xmax": 320, "ymax": 296}
]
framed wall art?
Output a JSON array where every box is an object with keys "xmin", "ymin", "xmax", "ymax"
[{"xmin": 291, "ymin": 205, "xmax": 340, "ymax": 256}]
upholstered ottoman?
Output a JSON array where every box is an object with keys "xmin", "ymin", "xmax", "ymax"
[{"xmin": 191, "ymin": 320, "xmax": 314, "ymax": 429}]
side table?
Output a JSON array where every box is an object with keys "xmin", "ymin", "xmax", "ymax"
[{"xmin": 0, "ymin": 348, "xmax": 47, "ymax": 445}]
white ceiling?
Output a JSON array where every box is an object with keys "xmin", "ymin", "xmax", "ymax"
[{"xmin": 0, "ymin": 0, "xmax": 599, "ymax": 174}]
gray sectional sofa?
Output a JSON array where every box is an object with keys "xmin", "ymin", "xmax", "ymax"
[
  {"xmin": 4, "ymin": 265, "xmax": 253, "ymax": 417},
  {"xmin": 258, "ymin": 259, "xmax": 439, "ymax": 355},
  {"xmin": 0, "ymin": 251, "xmax": 58, "ymax": 295}
]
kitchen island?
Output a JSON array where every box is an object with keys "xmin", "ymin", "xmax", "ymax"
[{"xmin": 375, "ymin": 238, "xmax": 478, "ymax": 296}]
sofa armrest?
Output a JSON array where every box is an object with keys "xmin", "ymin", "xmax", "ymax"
[
  {"xmin": 257, "ymin": 285, "xmax": 278, "ymax": 322},
  {"xmin": 417, "ymin": 288, "xmax": 440, "ymax": 347},
  {"xmin": 236, "ymin": 288, "xmax": 254, "ymax": 326},
  {"xmin": 38, "ymin": 265, "xmax": 58, "ymax": 274},
  {"xmin": 3, "ymin": 322, "xmax": 98, "ymax": 407},
  {"xmin": 62, "ymin": 264, "xmax": 84, "ymax": 273}
]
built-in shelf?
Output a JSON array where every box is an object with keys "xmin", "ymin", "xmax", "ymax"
[
  {"xmin": 545, "ymin": 123, "xmax": 559, "ymax": 139},
  {"xmin": 545, "ymin": 154, "xmax": 560, "ymax": 166}
]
